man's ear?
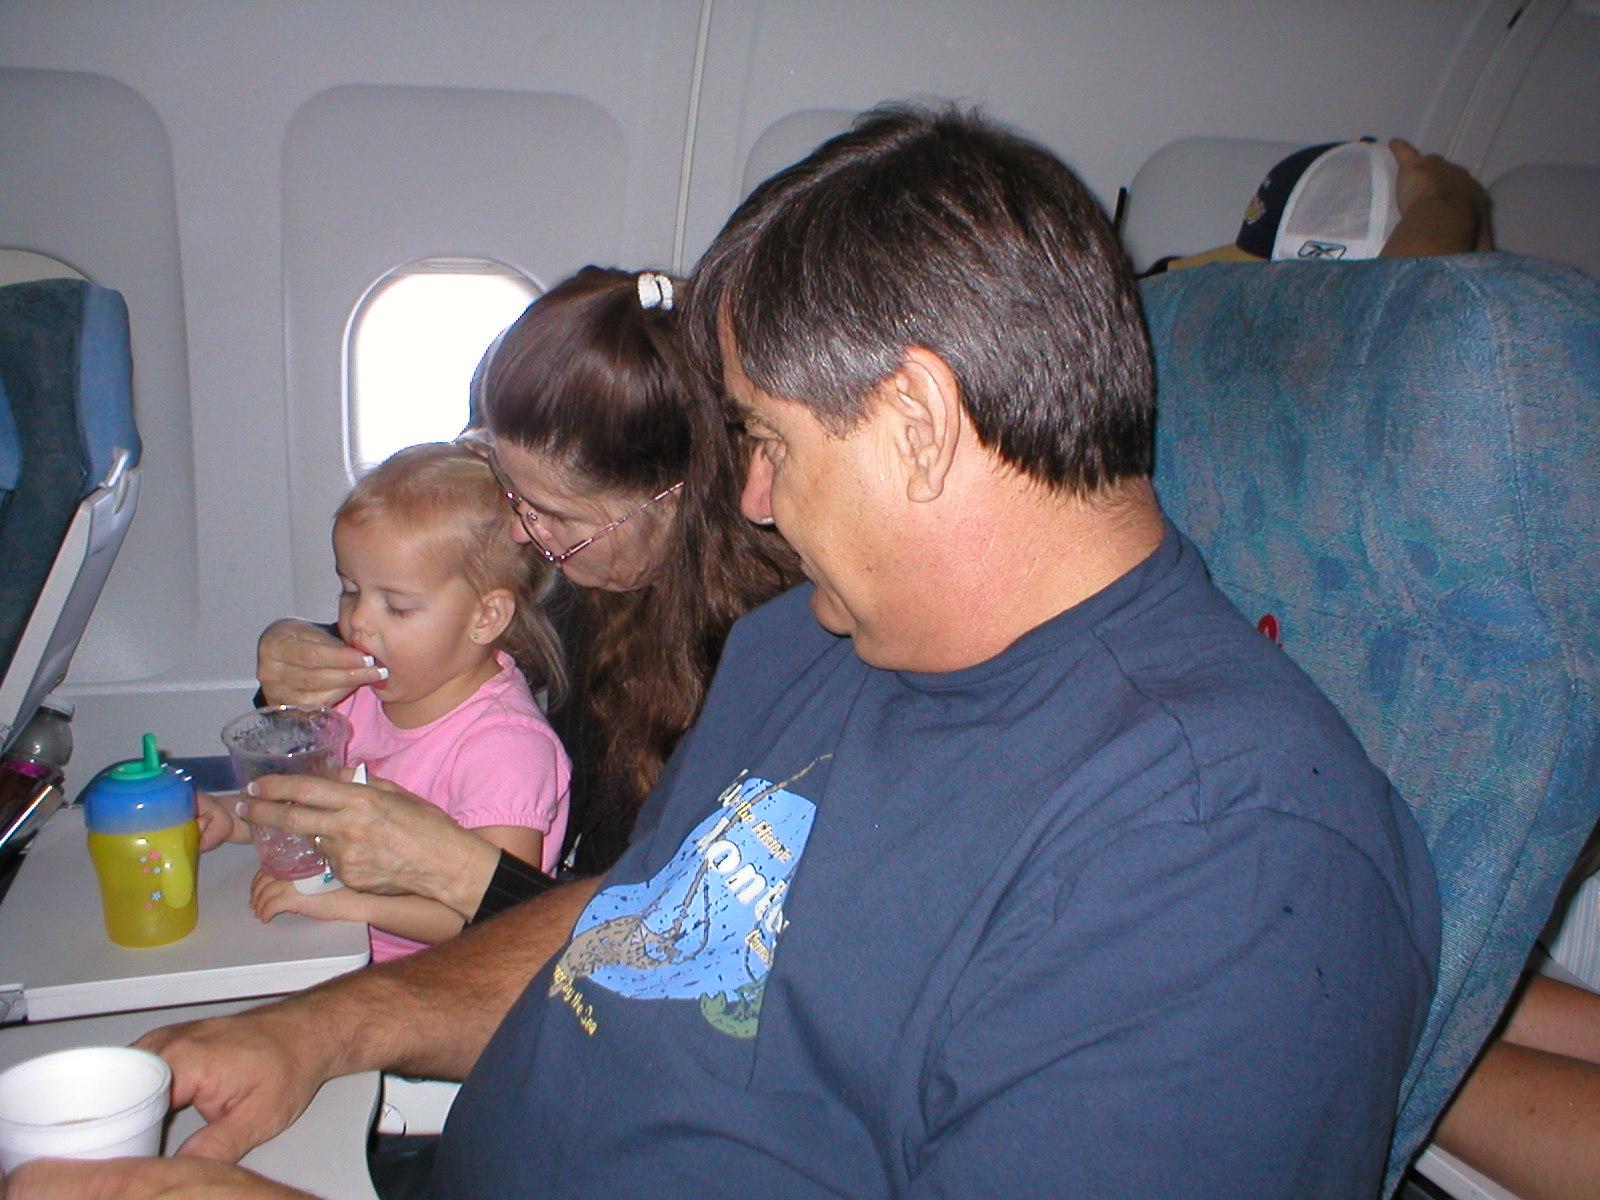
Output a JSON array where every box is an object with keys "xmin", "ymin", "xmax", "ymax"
[
  {"xmin": 884, "ymin": 346, "xmax": 964, "ymax": 503},
  {"xmin": 473, "ymin": 588, "xmax": 516, "ymax": 645}
]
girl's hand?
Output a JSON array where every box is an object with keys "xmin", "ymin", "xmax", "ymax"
[
  {"xmin": 195, "ymin": 790, "xmax": 249, "ymax": 850},
  {"xmin": 256, "ymin": 618, "xmax": 385, "ymax": 708},
  {"xmin": 249, "ymin": 869, "xmax": 362, "ymax": 924}
]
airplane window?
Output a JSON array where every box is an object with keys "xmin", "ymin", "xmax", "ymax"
[{"xmin": 348, "ymin": 256, "xmax": 538, "ymax": 474}]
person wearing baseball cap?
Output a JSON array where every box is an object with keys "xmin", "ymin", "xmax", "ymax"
[{"xmin": 1153, "ymin": 137, "xmax": 1493, "ymax": 273}]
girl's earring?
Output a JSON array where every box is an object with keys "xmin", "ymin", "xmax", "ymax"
[{"xmin": 469, "ymin": 632, "xmax": 482, "ymax": 643}]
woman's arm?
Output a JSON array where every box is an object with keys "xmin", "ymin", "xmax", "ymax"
[
  {"xmin": 1382, "ymin": 138, "xmax": 1494, "ymax": 257},
  {"xmin": 238, "ymin": 772, "xmax": 507, "ymax": 919},
  {"xmin": 308, "ymin": 826, "xmax": 545, "ymax": 946}
]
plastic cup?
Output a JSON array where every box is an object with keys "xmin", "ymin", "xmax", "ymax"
[
  {"xmin": 0, "ymin": 1045, "xmax": 171, "ymax": 1171},
  {"xmin": 221, "ymin": 705, "xmax": 350, "ymax": 882}
]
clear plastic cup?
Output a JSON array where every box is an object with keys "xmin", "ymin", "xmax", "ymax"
[
  {"xmin": 0, "ymin": 1045, "xmax": 171, "ymax": 1171},
  {"xmin": 221, "ymin": 705, "xmax": 350, "ymax": 881}
]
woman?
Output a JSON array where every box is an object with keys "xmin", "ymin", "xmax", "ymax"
[{"xmin": 238, "ymin": 266, "xmax": 798, "ymax": 922}]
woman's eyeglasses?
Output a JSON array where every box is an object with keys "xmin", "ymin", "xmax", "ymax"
[{"xmin": 476, "ymin": 443, "xmax": 683, "ymax": 565}]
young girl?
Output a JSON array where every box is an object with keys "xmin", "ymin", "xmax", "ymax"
[{"xmin": 250, "ymin": 440, "xmax": 570, "ymax": 961}]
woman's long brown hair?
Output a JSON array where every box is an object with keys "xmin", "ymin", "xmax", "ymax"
[{"xmin": 482, "ymin": 266, "xmax": 799, "ymax": 826}]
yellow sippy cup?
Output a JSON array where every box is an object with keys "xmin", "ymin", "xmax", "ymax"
[{"xmin": 82, "ymin": 734, "xmax": 199, "ymax": 947}]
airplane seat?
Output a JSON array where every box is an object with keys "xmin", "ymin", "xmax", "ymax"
[
  {"xmin": 1119, "ymin": 135, "xmax": 1301, "ymax": 273},
  {"xmin": 1490, "ymin": 164, "xmax": 1600, "ymax": 282},
  {"xmin": 1140, "ymin": 252, "xmax": 1600, "ymax": 1198},
  {"xmin": 0, "ymin": 277, "xmax": 141, "ymax": 760},
  {"xmin": 0, "ymin": 374, "xmax": 19, "ymax": 537}
]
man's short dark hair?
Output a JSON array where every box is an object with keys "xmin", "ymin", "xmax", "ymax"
[{"xmin": 689, "ymin": 103, "xmax": 1154, "ymax": 493}]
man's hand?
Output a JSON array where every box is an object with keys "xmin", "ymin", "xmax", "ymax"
[
  {"xmin": 239, "ymin": 771, "xmax": 500, "ymax": 919},
  {"xmin": 1, "ymin": 1155, "xmax": 315, "ymax": 1199},
  {"xmin": 132, "ymin": 1004, "xmax": 335, "ymax": 1164},
  {"xmin": 1385, "ymin": 138, "xmax": 1493, "ymax": 255},
  {"xmin": 256, "ymin": 619, "xmax": 383, "ymax": 709}
]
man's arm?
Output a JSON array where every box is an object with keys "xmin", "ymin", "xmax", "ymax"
[
  {"xmin": 1382, "ymin": 138, "xmax": 1494, "ymax": 257},
  {"xmin": 305, "ymin": 873, "xmax": 599, "ymax": 1082},
  {"xmin": 142, "ymin": 876, "xmax": 601, "ymax": 1164},
  {"xmin": 3, "ymin": 1155, "xmax": 317, "ymax": 1199}
]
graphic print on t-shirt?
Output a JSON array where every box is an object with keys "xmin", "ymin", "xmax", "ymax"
[{"xmin": 549, "ymin": 764, "xmax": 821, "ymax": 1039}]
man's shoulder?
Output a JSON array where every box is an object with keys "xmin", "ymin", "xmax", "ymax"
[
  {"xmin": 1103, "ymin": 596, "xmax": 1343, "ymax": 736},
  {"xmin": 1089, "ymin": 541, "xmax": 1389, "ymax": 819},
  {"xmin": 722, "ymin": 583, "xmax": 839, "ymax": 666},
  {"xmin": 677, "ymin": 583, "xmax": 857, "ymax": 757}
]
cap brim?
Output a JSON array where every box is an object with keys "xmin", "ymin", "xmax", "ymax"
[{"xmin": 1166, "ymin": 244, "xmax": 1262, "ymax": 270}]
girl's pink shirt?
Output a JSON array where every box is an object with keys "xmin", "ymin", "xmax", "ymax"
[{"xmin": 336, "ymin": 651, "xmax": 569, "ymax": 962}]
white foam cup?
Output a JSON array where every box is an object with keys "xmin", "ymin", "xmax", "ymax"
[{"xmin": 0, "ymin": 1045, "xmax": 171, "ymax": 1172}]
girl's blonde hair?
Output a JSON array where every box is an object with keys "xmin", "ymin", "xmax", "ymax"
[{"xmin": 336, "ymin": 441, "xmax": 566, "ymax": 704}]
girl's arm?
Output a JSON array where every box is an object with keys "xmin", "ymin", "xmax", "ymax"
[
  {"xmin": 250, "ymin": 871, "xmax": 466, "ymax": 944},
  {"xmin": 345, "ymin": 892, "xmax": 465, "ymax": 946}
]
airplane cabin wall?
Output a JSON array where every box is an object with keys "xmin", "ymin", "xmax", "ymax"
[{"xmin": 0, "ymin": 0, "xmax": 1593, "ymax": 782}]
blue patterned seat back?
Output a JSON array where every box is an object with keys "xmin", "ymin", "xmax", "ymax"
[
  {"xmin": 1142, "ymin": 254, "xmax": 1600, "ymax": 1193},
  {"xmin": 0, "ymin": 372, "xmax": 19, "ymax": 514},
  {"xmin": 0, "ymin": 278, "xmax": 138, "ymax": 735}
]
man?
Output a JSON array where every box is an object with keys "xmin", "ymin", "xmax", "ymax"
[{"xmin": 10, "ymin": 105, "xmax": 1439, "ymax": 1199}]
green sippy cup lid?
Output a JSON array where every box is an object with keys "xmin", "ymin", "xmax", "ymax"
[{"xmin": 108, "ymin": 733, "xmax": 166, "ymax": 782}]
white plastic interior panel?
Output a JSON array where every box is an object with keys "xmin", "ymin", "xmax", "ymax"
[
  {"xmin": 281, "ymin": 81, "xmax": 680, "ymax": 617},
  {"xmin": 376, "ymin": 1075, "xmax": 462, "ymax": 1138},
  {"xmin": 1119, "ymin": 137, "xmax": 1302, "ymax": 273},
  {"xmin": 681, "ymin": 0, "xmax": 1488, "ymax": 264},
  {"xmin": 1416, "ymin": 1146, "xmax": 1522, "ymax": 1200},
  {"xmin": 1474, "ymin": 2, "xmax": 1600, "ymax": 183},
  {"xmin": 1490, "ymin": 164, "xmax": 1600, "ymax": 280},
  {"xmin": 739, "ymin": 109, "xmax": 857, "ymax": 198},
  {"xmin": 0, "ymin": 68, "xmax": 197, "ymax": 698}
]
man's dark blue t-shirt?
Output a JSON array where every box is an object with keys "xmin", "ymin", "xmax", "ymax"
[{"xmin": 430, "ymin": 526, "xmax": 1439, "ymax": 1198}]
